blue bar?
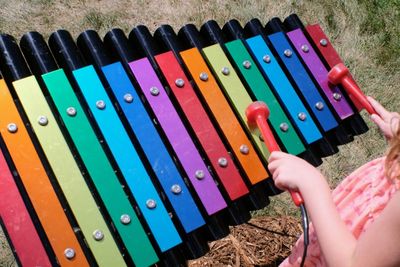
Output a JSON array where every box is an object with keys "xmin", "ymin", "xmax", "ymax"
[
  {"xmin": 102, "ymin": 62, "xmax": 205, "ymax": 233},
  {"xmin": 267, "ymin": 32, "xmax": 338, "ymax": 132},
  {"xmin": 246, "ymin": 35, "xmax": 322, "ymax": 145},
  {"xmin": 72, "ymin": 65, "xmax": 182, "ymax": 252}
]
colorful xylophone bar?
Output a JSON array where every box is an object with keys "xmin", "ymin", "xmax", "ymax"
[{"xmin": 0, "ymin": 14, "xmax": 370, "ymax": 266}]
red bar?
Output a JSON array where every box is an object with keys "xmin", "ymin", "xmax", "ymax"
[
  {"xmin": 306, "ymin": 24, "xmax": 363, "ymax": 111},
  {"xmin": 0, "ymin": 149, "xmax": 51, "ymax": 266}
]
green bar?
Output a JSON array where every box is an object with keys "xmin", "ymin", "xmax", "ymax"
[
  {"xmin": 13, "ymin": 76, "xmax": 126, "ymax": 267},
  {"xmin": 202, "ymin": 44, "xmax": 268, "ymax": 160},
  {"xmin": 225, "ymin": 40, "xmax": 305, "ymax": 155},
  {"xmin": 42, "ymin": 70, "xmax": 158, "ymax": 267}
]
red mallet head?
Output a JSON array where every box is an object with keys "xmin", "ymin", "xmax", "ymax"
[
  {"xmin": 246, "ymin": 101, "xmax": 280, "ymax": 152},
  {"xmin": 245, "ymin": 101, "xmax": 270, "ymax": 125},
  {"xmin": 327, "ymin": 63, "xmax": 376, "ymax": 115}
]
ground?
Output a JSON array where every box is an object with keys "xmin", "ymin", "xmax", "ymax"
[{"xmin": 0, "ymin": 0, "xmax": 399, "ymax": 266}]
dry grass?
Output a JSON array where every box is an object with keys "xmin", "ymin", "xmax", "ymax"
[{"xmin": 0, "ymin": 0, "xmax": 399, "ymax": 266}]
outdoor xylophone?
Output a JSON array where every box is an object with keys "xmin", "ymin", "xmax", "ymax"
[{"xmin": 0, "ymin": 13, "xmax": 373, "ymax": 267}]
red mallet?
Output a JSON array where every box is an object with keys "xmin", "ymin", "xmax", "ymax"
[
  {"xmin": 328, "ymin": 63, "xmax": 376, "ymax": 115},
  {"xmin": 246, "ymin": 101, "xmax": 304, "ymax": 207}
]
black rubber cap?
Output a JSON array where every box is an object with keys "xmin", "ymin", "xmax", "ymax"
[
  {"xmin": 178, "ymin": 24, "xmax": 206, "ymax": 50},
  {"xmin": 20, "ymin": 31, "xmax": 58, "ymax": 75},
  {"xmin": 265, "ymin": 17, "xmax": 286, "ymax": 34},
  {"xmin": 129, "ymin": 25, "xmax": 160, "ymax": 59},
  {"xmin": 104, "ymin": 28, "xmax": 138, "ymax": 64},
  {"xmin": 77, "ymin": 30, "xmax": 113, "ymax": 68},
  {"xmin": 0, "ymin": 34, "xmax": 31, "ymax": 81},
  {"xmin": 283, "ymin": 13, "xmax": 305, "ymax": 31},
  {"xmin": 222, "ymin": 19, "xmax": 246, "ymax": 41},
  {"xmin": 49, "ymin": 30, "xmax": 86, "ymax": 71},
  {"xmin": 200, "ymin": 20, "xmax": 225, "ymax": 45}
]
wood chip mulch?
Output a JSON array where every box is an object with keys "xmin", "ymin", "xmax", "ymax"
[{"xmin": 188, "ymin": 216, "xmax": 302, "ymax": 267}]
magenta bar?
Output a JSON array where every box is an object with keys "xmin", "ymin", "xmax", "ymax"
[
  {"xmin": 129, "ymin": 58, "xmax": 226, "ymax": 215},
  {"xmin": 287, "ymin": 29, "xmax": 354, "ymax": 120}
]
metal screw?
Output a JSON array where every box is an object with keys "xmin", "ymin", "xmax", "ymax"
[
  {"xmin": 124, "ymin": 93, "xmax": 134, "ymax": 103},
  {"xmin": 199, "ymin": 72, "xmax": 209, "ymax": 81},
  {"xmin": 333, "ymin": 93, "xmax": 342, "ymax": 101},
  {"xmin": 66, "ymin": 107, "xmax": 77, "ymax": 117},
  {"xmin": 93, "ymin": 230, "xmax": 104, "ymax": 241},
  {"xmin": 38, "ymin": 116, "xmax": 48, "ymax": 126},
  {"xmin": 7, "ymin": 123, "xmax": 17, "ymax": 133},
  {"xmin": 221, "ymin": 67, "xmax": 230, "ymax": 75},
  {"xmin": 284, "ymin": 49, "xmax": 292, "ymax": 57},
  {"xmin": 64, "ymin": 248, "xmax": 75, "ymax": 260},
  {"xmin": 259, "ymin": 134, "xmax": 264, "ymax": 142},
  {"xmin": 242, "ymin": 60, "xmax": 251, "ymax": 69},
  {"xmin": 175, "ymin": 78, "xmax": 185, "ymax": 88},
  {"xmin": 150, "ymin": 87, "xmax": 160, "ymax": 96},
  {"xmin": 239, "ymin": 144, "xmax": 249, "ymax": 155},
  {"xmin": 218, "ymin": 157, "xmax": 228, "ymax": 167},
  {"xmin": 280, "ymin": 123, "xmax": 289, "ymax": 132},
  {"xmin": 146, "ymin": 199, "xmax": 157, "ymax": 209},
  {"xmin": 320, "ymin": 39, "xmax": 328, "ymax": 47},
  {"xmin": 301, "ymin": 44, "xmax": 309, "ymax": 53},
  {"xmin": 96, "ymin": 100, "xmax": 106, "ymax": 110},
  {"xmin": 298, "ymin": 112, "xmax": 307, "ymax": 121},
  {"xmin": 263, "ymin": 55, "xmax": 271, "ymax": 63},
  {"xmin": 120, "ymin": 214, "xmax": 131, "ymax": 225},
  {"xmin": 195, "ymin": 170, "xmax": 205, "ymax": 180},
  {"xmin": 315, "ymin": 101, "xmax": 324, "ymax": 110},
  {"xmin": 171, "ymin": 184, "xmax": 182, "ymax": 194}
]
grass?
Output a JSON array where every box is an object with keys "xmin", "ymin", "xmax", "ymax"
[{"xmin": 0, "ymin": 0, "xmax": 399, "ymax": 265}]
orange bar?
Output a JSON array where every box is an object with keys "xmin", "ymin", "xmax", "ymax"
[
  {"xmin": 0, "ymin": 79, "xmax": 89, "ymax": 267},
  {"xmin": 180, "ymin": 48, "xmax": 268, "ymax": 184}
]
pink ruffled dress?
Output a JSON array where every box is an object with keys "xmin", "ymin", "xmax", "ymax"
[{"xmin": 280, "ymin": 157, "xmax": 400, "ymax": 267}]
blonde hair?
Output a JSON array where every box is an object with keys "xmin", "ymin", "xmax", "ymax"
[{"xmin": 385, "ymin": 118, "xmax": 400, "ymax": 181}]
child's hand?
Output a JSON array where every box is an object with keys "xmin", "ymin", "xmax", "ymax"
[
  {"xmin": 368, "ymin": 96, "xmax": 400, "ymax": 140},
  {"xmin": 268, "ymin": 151, "xmax": 325, "ymax": 192}
]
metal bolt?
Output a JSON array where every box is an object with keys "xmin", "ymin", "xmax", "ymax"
[
  {"xmin": 124, "ymin": 93, "xmax": 134, "ymax": 103},
  {"xmin": 64, "ymin": 248, "xmax": 75, "ymax": 260},
  {"xmin": 38, "ymin": 116, "xmax": 48, "ymax": 126},
  {"xmin": 175, "ymin": 78, "xmax": 185, "ymax": 88},
  {"xmin": 239, "ymin": 144, "xmax": 249, "ymax": 155},
  {"xmin": 315, "ymin": 101, "xmax": 324, "ymax": 110},
  {"xmin": 7, "ymin": 123, "xmax": 17, "ymax": 133},
  {"xmin": 218, "ymin": 157, "xmax": 228, "ymax": 167},
  {"xmin": 93, "ymin": 230, "xmax": 104, "ymax": 241},
  {"xmin": 298, "ymin": 112, "xmax": 307, "ymax": 121},
  {"xmin": 96, "ymin": 100, "xmax": 106, "ymax": 110},
  {"xmin": 280, "ymin": 123, "xmax": 289, "ymax": 132},
  {"xmin": 242, "ymin": 60, "xmax": 251, "ymax": 69},
  {"xmin": 221, "ymin": 67, "xmax": 230, "ymax": 75},
  {"xmin": 284, "ymin": 49, "xmax": 292, "ymax": 57},
  {"xmin": 199, "ymin": 72, "xmax": 209, "ymax": 81},
  {"xmin": 146, "ymin": 199, "xmax": 157, "ymax": 209},
  {"xmin": 66, "ymin": 107, "xmax": 77, "ymax": 117},
  {"xmin": 333, "ymin": 93, "xmax": 342, "ymax": 101},
  {"xmin": 195, "ymin": 170, "xmax": 205, "ymax": 180},
  {"xmin": 150, "ymin": 87, "xmax": 160, "ymax": 96},
  {"xmin": 263, "ymin": 55, "xmax": 271, "ymax": 63},
  {"xmin": 320, "ymin": 39, "xmax": 328, "ymax": 47},
  {"xmin": 120, "ymin": 214, "xmax": 131, "ymax": 225},
  {"xmin": 301, "ymin": 44, "xmax": 309, "ymax": 53},
  {"xmin": 171, "ymin": 184, "xmax": 182, "ymax": 194}
]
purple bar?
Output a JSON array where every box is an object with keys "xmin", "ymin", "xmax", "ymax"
[
  {"xmin": 129, "ymin": 58, "xmax": 226, "ymax": 215},
  {"xmin": 287, "ymin": 29, "xmax": 353, "ymax": 120}
]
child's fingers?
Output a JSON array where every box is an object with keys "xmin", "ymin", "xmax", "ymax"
[{"xmin": 367, "ymin": 96, "xmax": 390, "ymax": 119}]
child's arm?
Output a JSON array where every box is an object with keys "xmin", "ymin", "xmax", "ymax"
[
  {"xmin": 368, "ymin": 96, "xmax": 400, "ymax": 140},
  {"xmin": 268, "ymin": 152, "xmax": 357, "ymax": 266}
]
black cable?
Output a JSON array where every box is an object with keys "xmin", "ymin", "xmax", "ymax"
[{"xmin": 299, "ymin": 204, "xmax": 309, "ymax": 267}]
